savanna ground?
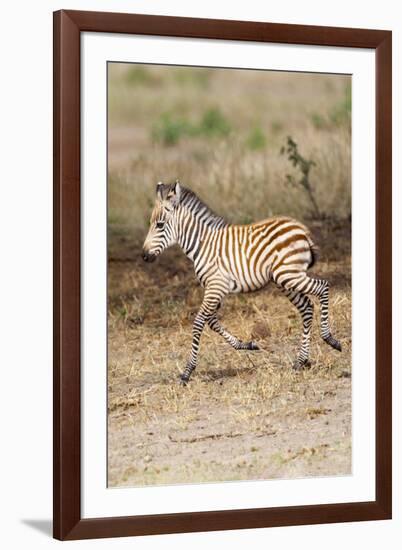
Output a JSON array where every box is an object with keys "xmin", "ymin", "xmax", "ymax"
[{"xmin": 107, "ymin": 64, "xmax": 351, "ymax": 487}]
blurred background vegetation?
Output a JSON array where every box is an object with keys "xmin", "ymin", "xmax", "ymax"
[{"xmin": 108, "ymin": 63, "xmax": 351, "ymax": 242}]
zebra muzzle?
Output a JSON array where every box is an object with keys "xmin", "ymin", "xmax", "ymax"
[{"xmin": 142, "ymin": 251, "xmax": 156, "ymax": 263}]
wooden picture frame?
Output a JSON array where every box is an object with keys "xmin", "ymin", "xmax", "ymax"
[{"xmin": 53, "ymin": 9, "xmax": 392, "ymax": 540}]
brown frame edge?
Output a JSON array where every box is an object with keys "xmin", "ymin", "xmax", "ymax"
[{"xmin": 53, "ymin": 9, "xmax": 392, "ymax": 541}]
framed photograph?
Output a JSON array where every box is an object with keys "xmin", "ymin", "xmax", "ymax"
[{"xmin": 53, "ymin": 10, "xmax": 392, "ymax": 540}]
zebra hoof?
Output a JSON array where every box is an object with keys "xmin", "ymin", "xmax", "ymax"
[
  {"xmin": 292, "ymin": 359, "xmax": 311, "ymax": 371},
  {"xmin": 324, "ymin": 336, "xmax": 342, "ymax": 352},
  {"xmin": 179, "ymin": 374, "xmax": 190, "ymax": 386},
  {"xmin": 246, "ymin": 341, "xmax": 260, "ymax": 351}
]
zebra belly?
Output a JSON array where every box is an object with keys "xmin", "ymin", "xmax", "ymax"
[
  {"xmin": 228, "ymin": 277, "xmax": 268, "ymax": 293},
  {"xmin": 223, "ymin": 262, "xmax": 270, "ymax": 293}
]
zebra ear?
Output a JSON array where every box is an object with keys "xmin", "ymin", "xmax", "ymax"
[
  {"xmin": 173, "ymin": 180, "xmax": 181, "ymax": 198},
  {"xmin": 156, "ymin": 181, "xmax": 164, "ymax": 199},
  {"xmin": 167, "ymin": 180, "xmax": 181, "ymax": 206}
]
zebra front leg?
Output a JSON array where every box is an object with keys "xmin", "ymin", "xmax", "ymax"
[
  {"xmin": 208, "ymin": 314, "xmax": 259, "ymax": 350},
  {"xmin": 180, "ymin": 287, "xmax": 224, "ymax": 385},
  {"xmin": 280, "ymin": 288, "xmax": 314, "ymax": 370}
]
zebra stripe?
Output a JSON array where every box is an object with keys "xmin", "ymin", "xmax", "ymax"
[{"xmin": 142, "ymin": 181, "xmax": 341, "ymax": 383}]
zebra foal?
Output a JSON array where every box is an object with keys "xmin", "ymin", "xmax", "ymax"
[{"xmin": 142, "ymin": 181, "xmax": 341, "ymax": 384}]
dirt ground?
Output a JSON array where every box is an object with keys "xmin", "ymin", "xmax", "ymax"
[{"xmin": 107, "ymin": 221, "xmax": 351, "ymax": 487}]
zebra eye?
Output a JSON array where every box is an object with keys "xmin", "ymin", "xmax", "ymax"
[{"xmin": 156, "ymin": 221, "xmax": 165, "ymax": 229}]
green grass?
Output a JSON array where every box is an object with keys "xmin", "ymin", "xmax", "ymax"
[{"xmin": 246, "ymin": 126, "xmax": 267, "ymax": 150}]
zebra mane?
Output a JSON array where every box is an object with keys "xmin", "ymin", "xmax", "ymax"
[{"xmin": 179, "ymin": 186, "xmax": 229, "ymax": 229}]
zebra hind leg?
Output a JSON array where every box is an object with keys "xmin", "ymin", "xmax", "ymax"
[
  {"xmin": 208, "ymin": 314, "xmax": 260, "ymax": 351},
  {"xmin": 281, "ymin": 288, "xmax": 314, "ymax": 370},
  {"xmin": 317, "ymin": 280, "xmax": 342, "ymax": 352},
  {"xmin": 279, "ymin": 274, "xmax": 342, "ymax": 354}
]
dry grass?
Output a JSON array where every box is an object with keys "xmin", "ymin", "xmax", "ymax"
[
  {"xmin": 107, "ymin": 64, "xmax": 351, "ymax": 488},
  {"xmin": 108, "ymin": 222, "xmax": 351, "ymax": 487}
]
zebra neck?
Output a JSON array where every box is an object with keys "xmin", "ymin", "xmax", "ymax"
[{"xmin": 176, "ymin": 204, "xmax": 228, "ymax": 262}]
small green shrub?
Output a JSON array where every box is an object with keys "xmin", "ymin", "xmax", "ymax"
[
  {"xmin": 151, "ymin": 107, "xmax": 231, "ymax": 146},
  {"xmin": 246, "ymin": 126, "xmax": 266, "ymax": 150},
  {"xmin": 280, "ymin": 136, "xmax": 322, "ymax": 219},
  {"xmin": 309, "ymin": 83, "xmax": 351, "ymax": 130},
  {"xmin": 197, "ymin": 108, "xmax": 231, "ymax": 138},
  {"xmin": 173, "ymin": 68, "xmax": 211, "ymax": 89},
  {"xmin": 330, "ymin": 82, "xmax": 351, "ymax": 127},
  {"xmin": 310, "ymin": 112, "xmax": 326, "ymax": 129},
  {"xmin": 125, "ymin": 66, "xmax": 158, "ymax": 86},
  {"xmin": 152, "ymin": 114, "xmax": 192, "ymax": 146}
]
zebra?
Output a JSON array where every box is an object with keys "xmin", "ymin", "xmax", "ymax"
[{"xmin": 142, "ymin": 180, "xmax": 341, "ymax": 384}]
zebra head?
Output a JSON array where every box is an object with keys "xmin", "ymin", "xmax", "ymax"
[{"xmin": 142, "ymin": 180, "xmax": 181, "ymax": 262}]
